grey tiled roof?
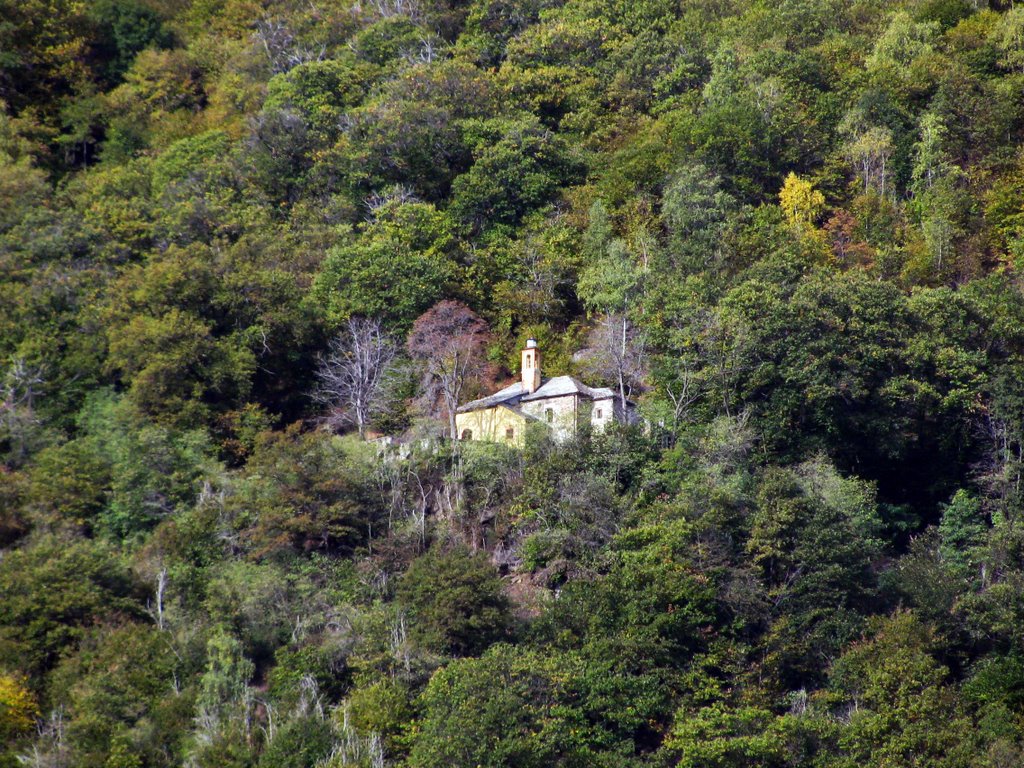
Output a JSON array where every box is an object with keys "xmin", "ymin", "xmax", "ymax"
[
  {"xmin": 458, "ymin": 376, "xmax": 631, "ymax": 413},
  {"xmin": 456, "ymin": 381, "xmax": 525, "ymax": 413},
  {"xmin": 520, "ymin": 375, "xmax": 594, "ymax": 401}
]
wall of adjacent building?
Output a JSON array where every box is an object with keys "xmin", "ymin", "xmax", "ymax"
[{"xmin": 590, "ymin": 397, "xmax": 615, "ymax": 432}]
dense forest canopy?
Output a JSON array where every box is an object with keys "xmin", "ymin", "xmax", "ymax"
[{"xmin": 4, "ymin": 0, "xmax": 1024, "ymax": 765}]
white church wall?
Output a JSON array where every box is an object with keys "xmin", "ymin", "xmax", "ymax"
[{"xmin": 591, "ymin": 397, "xmax": 614, "ymax": 433}]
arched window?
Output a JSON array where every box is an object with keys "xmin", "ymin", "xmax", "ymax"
[
  {"xmin": 545, "ymin": 408, "xmax": 553, "ymax": 423},
  {"xmin": 461, "ymin": 429, "xmax": 473, "ymax": 440},
  {"xmin": 506, "ymin": 427, "xmax": 515, "ymax": 440}
]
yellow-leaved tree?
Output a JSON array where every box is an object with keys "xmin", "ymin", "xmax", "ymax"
[
  {"xmin": 0, "ymin": 672, "xmax": 38, "ymax": 743},
  {"xmin": 779, "ymin": 172, "xmax": 825, "ymax": 232}
]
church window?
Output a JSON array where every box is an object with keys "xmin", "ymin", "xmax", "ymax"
[{"xmin": 596, "ymin": 408, "xmax": 603, "ymax": 419}]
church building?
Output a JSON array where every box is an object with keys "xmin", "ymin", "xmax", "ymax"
[{"xmin": 455, "ymin": 339, "xmax": 635, "ymax": 445}]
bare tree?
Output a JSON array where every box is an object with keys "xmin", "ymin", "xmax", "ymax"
[
  {"xmin": 0, "ymin": 357, "xmax": 45, "ymax": 467},
  {"xmin": 499, "ymin": 235, "xmax": 572, "ymax": 322},
  {"xmin": 327, "ymin": 705, "xmax": 385, "ymax": 768},
  {"xmin": 364, "ymin": 185, "xmax": 420, "ymax": 221},
  {"xmin": 844, "ymin": 125, "xmax": 894, "ymax": 198},
  {"xmin": 662, "ymin": 357, "xmax": 701, "ymax": 436},
  {"xmin": 145, "ymin": 568, "xmax": 169, "ymax": 631},
  {"xmin": 19, "ymin": 706, "xmax": 70, "ymax": 768},
  {"xmin": 407, "ymin": 301, "xmax": 491, "ymax": 440},
  {"xmin": 586, "ymin": 313, "xmax": 647, "ymax": 410},
  {"xmin": 369, "ymin": 0, "xmax": 422, "ymax": 21},
  {"xmin": 973, "ymin": 409, "xmax": 1024, "ymax": 524},
  {"xmin": 400, "ymin": 35, "xmax": 444, "ymax": 65},
  {"xmin": 253, "ymin": 16, "xmax": 326, "ymax": 74},
  {"xmin": 314, "ymin": 318, "xmax": 397, "ymax": 439}
]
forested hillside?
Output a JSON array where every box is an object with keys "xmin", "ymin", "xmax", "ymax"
[{"xmin": 4, "ymin": 0, "xmax": 1024, "ymax": 765}]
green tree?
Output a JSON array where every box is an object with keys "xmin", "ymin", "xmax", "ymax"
[
  {"xmin": 312, "ymin": 199, "xmax": 459, "ymax": 330},
  {"xmin": 75, "ymin": 392, "xmax": 219, "ymax": 540},
  {"xmin": 48, "ymin": 623, "xmax": 179, "ymax": 768},
  {"xmin": 257, "ymin": 717, "xmax": 334, "ymax": 768},
  {"xmin": 189, "ymin": 631, "xmax": 256, "ymax": 768},
  {"xmin": 26, "ymin": 437, "xmax": 112, "ymax": 531},
  {"xmin": 938, "ymin": 489, "xmax": 987, "ymax": 577},
  {"xmin": 450, "ymin": 116, "xmax": 583, "ymax": 232},
  {"xmin": 88, "ymin": 0, "xmax": 170, "ymax": 82},
  {"xmin": 263, "ymin": 58, "xmax": 373, "ymax": 147},
  {"xmin": 663, "ymin": 702, "xmax": 794, "ymax": 768},
  {"xmin": 396, "ymin": 545, "xmax": 512, "ymax": 657},
  {"xmin": 826, "ymin": 612, "xmax": 973, "ymax": 767},
  {"xmin": 408, "ymin": 645, "xmax": 604, "ymax": 768},
  {"xmin": 0, "ymin": 538, "xmax": 143, "ymax": 677},
  {"xmin": 659, "ymin": 163, "xmax": 738, "ymax": 276}
]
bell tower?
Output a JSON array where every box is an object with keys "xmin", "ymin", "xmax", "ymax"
[{"xmin": 521, "ymin": 338, "xmax": 541, "ymax": 394}]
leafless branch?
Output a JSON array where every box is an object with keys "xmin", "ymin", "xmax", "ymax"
[
  {"xmin": 253, "ymin": 16, "xmax": 327, "ymax": 74},
  {"xmin": 314, "ymin": 319, "xmax": 398, "ymax": 439},
  {"xmin": 586, "ymin": 313, "xmax": 648, "ymax": 407}
]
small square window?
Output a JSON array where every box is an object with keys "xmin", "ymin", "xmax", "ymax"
[{"xmin": 506, "ymin": 427, "xmax": 515, "ymax": 440}]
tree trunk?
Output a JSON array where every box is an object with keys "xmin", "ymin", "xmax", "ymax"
[{"xmin": 619, "ymin": 315, "xmax": 629, "ymax": 412}]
